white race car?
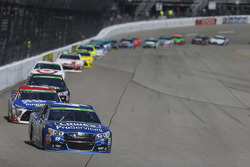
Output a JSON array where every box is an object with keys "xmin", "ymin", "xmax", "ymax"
[
  {"xmin": 56, "ymin": 53, "xmax": 84, "ymax": 72},
  {"xmin": 158, "ymin": 36, "xmax": 174, "ymax": 46},
  {"xmin": 209, "ymin": 35, "xmax": 229, "ymax": 46},
  {"xmin": 30, "ymin": 61, "xmax": 65, "ymax": 79}
]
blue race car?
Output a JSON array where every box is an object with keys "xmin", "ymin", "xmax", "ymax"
[
  {"xmin": 29, "ymin": 103, "xmax": 112, "ymax": 153},
  {"xmin": 119, "ymin": 38, "xmax": 135, "ymax": 49},
  {"xmin": 8, "ymin": 85, "xmax": 61, "ymax": 124}
]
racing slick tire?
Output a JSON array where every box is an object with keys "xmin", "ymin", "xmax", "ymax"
[
  {"xmin": 8, "ymin": 111, "xmax": 12, "ymax": 122},
  {"xmin": 30, "ymin": 126, "xmax": 34, "ymax": 145},
  {"xmin": 42, "ymin": 129, "xmax": 45, "ymax": 150}
]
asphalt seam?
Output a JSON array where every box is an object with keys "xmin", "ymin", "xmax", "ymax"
[
  {"xmin": 84, "ymin": 50, "xmax": 143, "ymax": 167},
  {"xmin": 214, "ymin": 104, "xmax": 246, "ymax": 126},
  {"xmin": 178, "ymin": 97, "xmax": 206, "ymax": 124},
  {"xmin": 107, "ymin": 49, "xmax": 144, "ymax": 128},
  {"xmin": 195, "ymin": 51, "xmax": 250, "ymax": 110},
  {"xmin": 131, "ymin": 80, "xmax": 249, "ymax": 111},
  {"xmin": 84, "ymin": 154, "xmax": 94, "ymax": 167}
]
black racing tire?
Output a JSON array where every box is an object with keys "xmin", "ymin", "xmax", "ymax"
[
  {"xmin": 30, "ymin": 126, "xmax": 34, "ymax": 144},
  {"xmin": 8, "ymin": 112, "xmax": 12, "ymax": 122},
  {"xmin": 41, "ymin": 129, "xmax": 45, "ymax": 150}
]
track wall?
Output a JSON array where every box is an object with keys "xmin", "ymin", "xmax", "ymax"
[{"xmin": 0, "ymin": 15, "xmax": 249, "ymax": 91}]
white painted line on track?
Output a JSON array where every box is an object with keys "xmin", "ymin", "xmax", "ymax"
[
  {"xmin": 186, "ymin": 33, "xmax": 198, "ymax": 36},
  {"xmin": 218, "ymin": 31, "xmax": 235, "ymax": 34}
]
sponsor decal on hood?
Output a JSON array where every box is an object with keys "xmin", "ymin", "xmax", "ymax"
[
  {"xmin": 35, "ymin": 69, "xmax": 59, "ymax": 74},
  {"xmin": 14, "ymin": 99, "xmax": 57, "ymax": 109},
  {"xmin": 53, "ymin": 122, "xmax": 104, "ymax": 132}
]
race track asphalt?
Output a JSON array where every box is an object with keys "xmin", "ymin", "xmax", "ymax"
[{"xmin": 0, "ymin": 24, "xmax": 250, "ymax": 167}]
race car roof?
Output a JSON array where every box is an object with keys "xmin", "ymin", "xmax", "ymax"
[
  {"xmin": 78, "ymin": 44, "xmax": 94, "ymax": 48},
  {"xmin": 121, "ymin": 38, "xmax": 133, "ymax": 41},
  {"xmin": 215, "ymin": 35, "xmax": 226, "ymax": 38},
  {"xmin": 105, "ymin": 38, "xmax": 117, "ymax": 42},
  {"xmin": 172, "ymin": 34, "xmax": 183, "ymax": 37},
  {"xmin": 159, "ymin": 36, "xmax": 172, "ymax": 39},
  {"xmin": 146, "ymin": 38, "xmax": 157, "ymax": 40}
]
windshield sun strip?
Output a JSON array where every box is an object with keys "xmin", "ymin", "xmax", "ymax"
[
  {"xmin": 51, "ymin": 107, "xmax": 94, "ymax": 112},
  {"xmin": 33, "ymin": 76, "xmax": 62, "ymax": 79},
  {"xmin": 37, "ymin": 63, "xmax": 60, "ymax": 66},
  {"xmin": 19, "ymin": 89, "xmax": 56, "ymax": 93}
]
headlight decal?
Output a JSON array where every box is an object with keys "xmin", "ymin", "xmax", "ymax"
[
  {"xmin": 96, "ymin": 131, "xmax": 110, "ymax": 139},
  {"xmin": 58, "ymin": 91, "xmax": 69, "ymax": 96},
  {"xmin": 48, "ymin": 128, "xmax": 64, "ymax": 136}
]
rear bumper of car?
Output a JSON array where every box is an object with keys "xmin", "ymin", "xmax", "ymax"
[{"xmin": 62, "ymin": 64, "xmax": 83, "ymax": 71}]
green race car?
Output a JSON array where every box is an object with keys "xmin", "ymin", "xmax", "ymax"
[{"xmin": 172, "ymin": 34, "xmax": 186, "ymax": 45}]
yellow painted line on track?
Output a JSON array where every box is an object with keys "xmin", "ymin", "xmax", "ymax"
[{"xmin": 232, "ymin": 49, "xmax": 250, "ymax": 59}]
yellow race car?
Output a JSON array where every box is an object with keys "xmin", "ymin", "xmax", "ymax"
[
  {"xmin": 72, "ymin": 50, "xmax": 94, "ymax": 68},
  {"xmin": 75, "ymin": 45, "xmax": 97, "ymax": 59}
]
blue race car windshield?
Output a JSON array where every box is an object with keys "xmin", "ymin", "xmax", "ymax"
[
  {"xmin": 48, "ymin": 109, "xmax": 101, "ymax": 123},
  {"xmin": 34, "ymin": 63, "xmax": 61, "ymax": 70},
  {"xmin": 16, "ymin": 91, "xmax": 60, "ymax": 101},
  {"xmin": 27, "ymin": 77, "xmax": 66, "ymax": 87},
  {"xmin": 121, "ymin": 40, "xmax": 132, "ymax": 43}
]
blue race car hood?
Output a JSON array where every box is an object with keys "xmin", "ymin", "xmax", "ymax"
[
  {"xmin": 13, "ymin": 99, "xmax": 60, "ymax": 109},
  {"xmin": 47, "ymin": 121, "xmax": 110, "ymax": 134}
]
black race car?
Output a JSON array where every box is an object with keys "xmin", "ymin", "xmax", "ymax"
[
  {"xmin": 191, "ymin": 35, "xmax": 209, "ymax": 45},
  {"xmin": 26, "ymin": 74, "xmax": 70, "ymax": 103}
]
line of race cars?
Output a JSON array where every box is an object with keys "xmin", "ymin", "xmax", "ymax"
[
  {"xmin": 7, "ymin": 39, "xmax": 118, "ymax": 153},
  {"xmin": 6, "ymin": 33, "xmax": 229, "ymax": 153},
  {"xmin": 118, "ymin": 34, "xmax": 229, "ymax": 49}
]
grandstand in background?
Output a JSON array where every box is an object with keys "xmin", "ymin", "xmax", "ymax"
[
  {"xmin": 0, "ymin": 0, "xmax": 249, "ymax": 66},
  {"xmin": 112, "ymin": 0, "xmax": 250, "ymax": 17}
]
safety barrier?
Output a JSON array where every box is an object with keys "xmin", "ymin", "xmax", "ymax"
[{"xmin": 0, "ymin": 15, "xmax": 249, "ymax": 91}]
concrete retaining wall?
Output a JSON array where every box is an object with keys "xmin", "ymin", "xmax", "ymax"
[{"xmin": 0, "ymin": 15, "xmax": 249, "ymax": 91}]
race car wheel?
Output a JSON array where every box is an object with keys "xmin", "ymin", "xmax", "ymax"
[
  {"xmin": 8, "ymin": 111, "xmax": 12, "ymax": 122},
  {"xmin": 42, "ymin": 129, "xmax": 45, "ymax": 150},
  {"xmin": 30, "ymin": 126, "xmax": 34, "ymax": 144}
]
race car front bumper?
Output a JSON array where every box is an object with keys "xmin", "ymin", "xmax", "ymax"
[
  {"xmin": 45, "ymin": 133, "xmax": 112, "ymax": 153},
  {"xmin": 84, "ymin": 61, "xmax": 93, "ymax": 68},
  {"xmin": 11, "ymin": 108, "xmax": 32, "ymax": 124}
]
